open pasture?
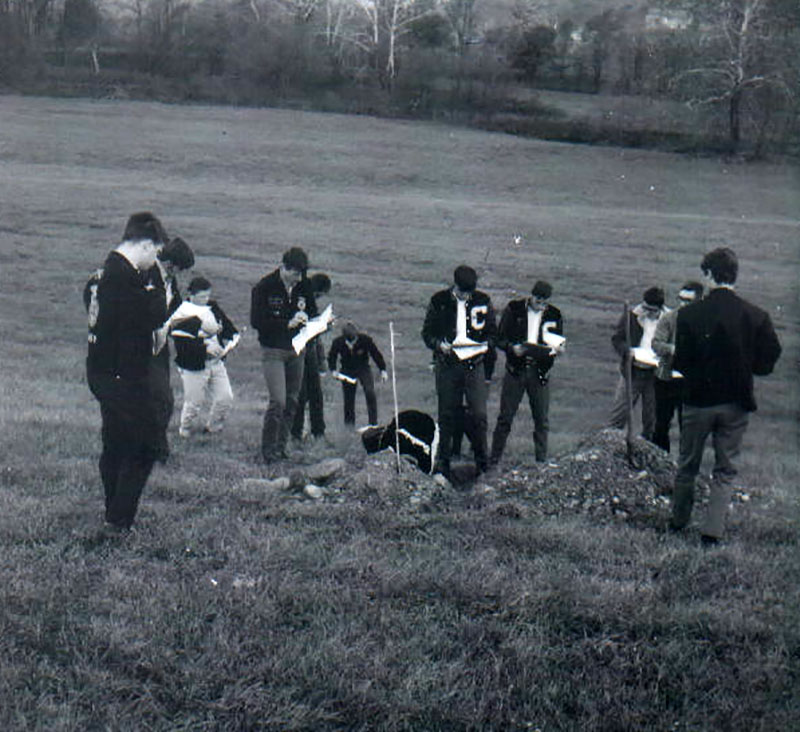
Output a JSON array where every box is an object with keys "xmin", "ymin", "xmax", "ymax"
[{"xmin": 0, "ymin": 94, "xmax": 798, "ymax": 730}]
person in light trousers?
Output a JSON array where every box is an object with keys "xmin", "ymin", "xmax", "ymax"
[{"xmin": 169, "ymin": 276, "xmax": 240, "ymax": 436}]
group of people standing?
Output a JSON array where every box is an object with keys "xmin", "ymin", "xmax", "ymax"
[
  {"xmin": 85, "ymin": 213, "xmax": 387, "ymax": 531},
  {"xmin": 86, "ymin": 212, "xmax": 781, "ymax": 545},
  {"xmin": 605, "ymin": 249, "xmax": 781, "ymax": 543}
]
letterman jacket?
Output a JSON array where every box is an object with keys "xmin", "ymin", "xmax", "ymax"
[
  {"xmin": 250, "ymin": 269, "xmax": 317, "ymax": 351},
  {"xmin": 496, "ymin": 299, "xmax": 563, "ymax": 382},
  {"xmin": 422, "ymin": 288, "xmax": 496, "ymax": 366},
  {"xmin": 170, "ymin": 300, "xmax": 239, "ymax": 372},
  {"xmin": 86, "ymin": 251, "xmax": 165, "ymax": 381}
]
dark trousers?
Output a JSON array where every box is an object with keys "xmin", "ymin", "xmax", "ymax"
[
  {"xmin": 342, "ymin": 366, "xmax": 377, "ymax": 426},
  {"xmin": 491, "ymin": 367, "xmax": 550, "ymax": 464},
  {"xmin": 434, "ymin": 359, "xmax": 488, "ymax": 476},
  {"xmin": 653, "ymin": 378, "xmax": 685, "ymax": 453},
  {"xmin": 291, "ymin": 346, "xmax": 326, "ymax": 439},
  {"xmin": 89, "ymin": 370, "xmax": 157, "ymax": 529},
  {"xmin": 261, "ymin": 347, "xmax": 304, "ymax": 460},
  {"xmin": 149, "ymin": 351, "xmax": 174, "ymax": 461},
  {"xmin": 671, "ymin": 402, "xmax": 749, "ymax": 539},
  {"xmin": 451, "ymin": 403, "xmax": 475, "ymax": 457}
]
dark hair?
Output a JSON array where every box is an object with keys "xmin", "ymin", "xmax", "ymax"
[
  {"xmin": 188, "ymin": 276, "xmax": 212, "ymax": 294},
  {"xmin": 123, "ymin": 212, "xmax": 167, "ymax": 245},
  {"xmin": 310, "ymin": 272, "xmax": 331, "ymax": 295},
  {"xmin": 342, "ymin": 320, "xmax": 357, "ymax": 338},
  {"xmin": 158, "ymin": 237, "xmax": 195, "ymax": 270},
  {"xmin": 681, "ymin": 280, "xmax": 704, "ymax": 299},
  {"xmin": 531, "ymin": 280, "xmax": 553, "ymax": 299},
  {"xmin": 453, "ymin": 265, "xmax": 477, "ymax": 292},
  {"xmin": 282, "ymin": 247, "xmax": 309, "ymax": 273},
  {"xmin": 701, "ymin": 247, "xmax": 738, "ymax": 285},
  {"xmin": 643, "ymin": 286, "xmax": 665, "ymax": 307}
]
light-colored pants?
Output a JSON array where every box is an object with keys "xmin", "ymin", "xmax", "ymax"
[
  {"xmin": 261, "ymin": 347, "xmax": 304, "ymax": 460},
  {"xmin": 178, "ymin": 361, "xmax": 234, "ymax": 435},
  {"xmin": 609, "ymin": 368, "xmax": 656, "ymax": 440}
]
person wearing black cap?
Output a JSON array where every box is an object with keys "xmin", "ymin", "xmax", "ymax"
[
  {"xmin": 85, "ymin": 212, "xmax": 168, "ymax": 532},
  {"xmin": 670, "ymin": 247, "xmax": 781, "ymax": 544},
  {"xmin": 250, "ymin": 246, "xmax": 317, "ymax": 463},
  {"xmin": 422, "ymin": 265, "xmax": 496, "ymax": 480},
  {"xmin": 490, "ymin": 280, "xmax": 564, "ymax": 465},
  {"xmin": 147, "ymin": 236, "xmax": 195, "ymax": 462},
  {"xmin": 608, "ymin": 286, "xmax": 667, "ymax": 442}
]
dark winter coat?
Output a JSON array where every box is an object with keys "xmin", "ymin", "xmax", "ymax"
[
  {"xmin": 86, "ymin": 251, "xmax": 165, "ymax": 381},
  {"xmin": 421, "ymin": 288, "xmax": 496, "ymax": 366},
  {"xmin": 496, "ymin": 299, "xmax": 563, "ymax": 381},
  {"xmin": 171, "ymin": 301, "xmax": 238, "ymax": 372},
  {"xmin": 328, "ymin": 333, "xmax": 386, "ymax": 376},
  {"xmin": 250, "ymin": 269, "xmax": 317, "ymax": 350},
  {"xmin": 674, "ymin": 288, "xmax": 781, "ymax": 412}
]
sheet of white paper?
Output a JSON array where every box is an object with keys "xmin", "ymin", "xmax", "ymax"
[
  {"xmin": 292, "ymin": 304, "xmax": 334, "ymax": 354},
  {"xmin": 333, "ymin": 372, "xmax": 358, "ymax": 385},
  {"xmin": 631, "ymin": 347, "xmax": 658, "ymax": 368},
  {"xmin": 451, "ymin": 336, "xmax": 488, "ymax": 361}
]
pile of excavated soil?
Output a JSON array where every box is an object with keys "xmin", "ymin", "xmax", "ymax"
[{"xmin": 247, "ymin": 429, "xmax": 753, "ymax": 527}]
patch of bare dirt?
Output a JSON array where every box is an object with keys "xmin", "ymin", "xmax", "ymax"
[{"xmin": 247, "ymin": 429, "xmax": 755, "ymax": 528}]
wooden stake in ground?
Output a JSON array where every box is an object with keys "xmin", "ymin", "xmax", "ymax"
[
  {"xmin": 623, "ymin": 300, "xmax": 635, "ymax": 467},
  {"xmin": 389, "ymin": 321, "xmax": 402, "ymax": 474}
]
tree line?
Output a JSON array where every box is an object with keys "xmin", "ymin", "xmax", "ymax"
[{"xmin": 2, "ymin": 0, "xmax": 799, "ymax": 155}]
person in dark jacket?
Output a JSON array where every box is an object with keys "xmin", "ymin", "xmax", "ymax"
[
  {"xmin": 670, "ymin": 247, "xmax": 781, "ymax": 544},
  {"xmin": 422, "ymin": 265, "xmax": 496, "ymax": 480},
  {"xmin": 361, "ymin": 409, "xmax": 439, "ymax": 474},
  {"xmin": 84, "ymin": 235, "xmax": 194, "ymax": 464},
  {"xmin": 86, "ymin": 212, "xmax": 167, "ymax": 532},
  {"xmin": 146, "ymin": 236, "xmax": 195, "ymax": 461},
  {"xmin": 291, "ymin": 272, "xmax": 331, "ymax": 443},
  {"xmin": 490, "ymin": 280, "xmax": 564, "ymax": 465},
  {"xmin": 608, "ymin": 286, "xmax": 667, "ymax": 442},
  {"xmin": 169, "ymin": 276, "xmax": 240, "ymax": 437},
  {"xmin": 328, "ymin": 321, "xmax": 387, "ymax": 427},
  {"xmin": 250, "ymin": 247, "xmax": 316, "ymax": 463}
]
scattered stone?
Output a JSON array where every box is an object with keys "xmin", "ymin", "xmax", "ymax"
[
  {"xmin": 303, "ymin": 484, "xmax": 325, "ymax": 500},
  {"xmin": 305, "ymin": 458, "xmax": 347, "ymax": 483},
  {"xmin": 241, "ymin": 477, "xmax": 291, "ymax": 491}
]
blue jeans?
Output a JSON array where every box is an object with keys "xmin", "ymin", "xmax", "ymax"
[
  {"xmin": 671, "ymin": 402, "xmax": 749, "ymax": 538},
  {"xmin": 261, "ymin": 347, "xmax": 304, "ymax": 460}
]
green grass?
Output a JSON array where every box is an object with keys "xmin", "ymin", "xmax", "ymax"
[{"xmin": 0, "ymin": 93, "xmax": 798, "ymax": 730}]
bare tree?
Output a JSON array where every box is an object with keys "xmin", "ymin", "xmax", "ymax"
[
  {"xmin": 670, "ymin": 0, "xmax": 798, "ymax": 151},
  {"xmin": 347, "ymin": 0, "xmax": 434, "ymax": 85}
]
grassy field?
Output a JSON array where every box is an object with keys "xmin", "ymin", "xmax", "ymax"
[{"xmin": 0, "ymin": 94, "xmax": 798, "ymax": 730}]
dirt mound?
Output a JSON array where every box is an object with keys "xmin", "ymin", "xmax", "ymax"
[
  {"xmin": 251, "ymin": 428, "xmax": 753, "ymax": 528},
  {"xmin": 488, "ymin": 429, "xmax": 678, "ymax": 524}
]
